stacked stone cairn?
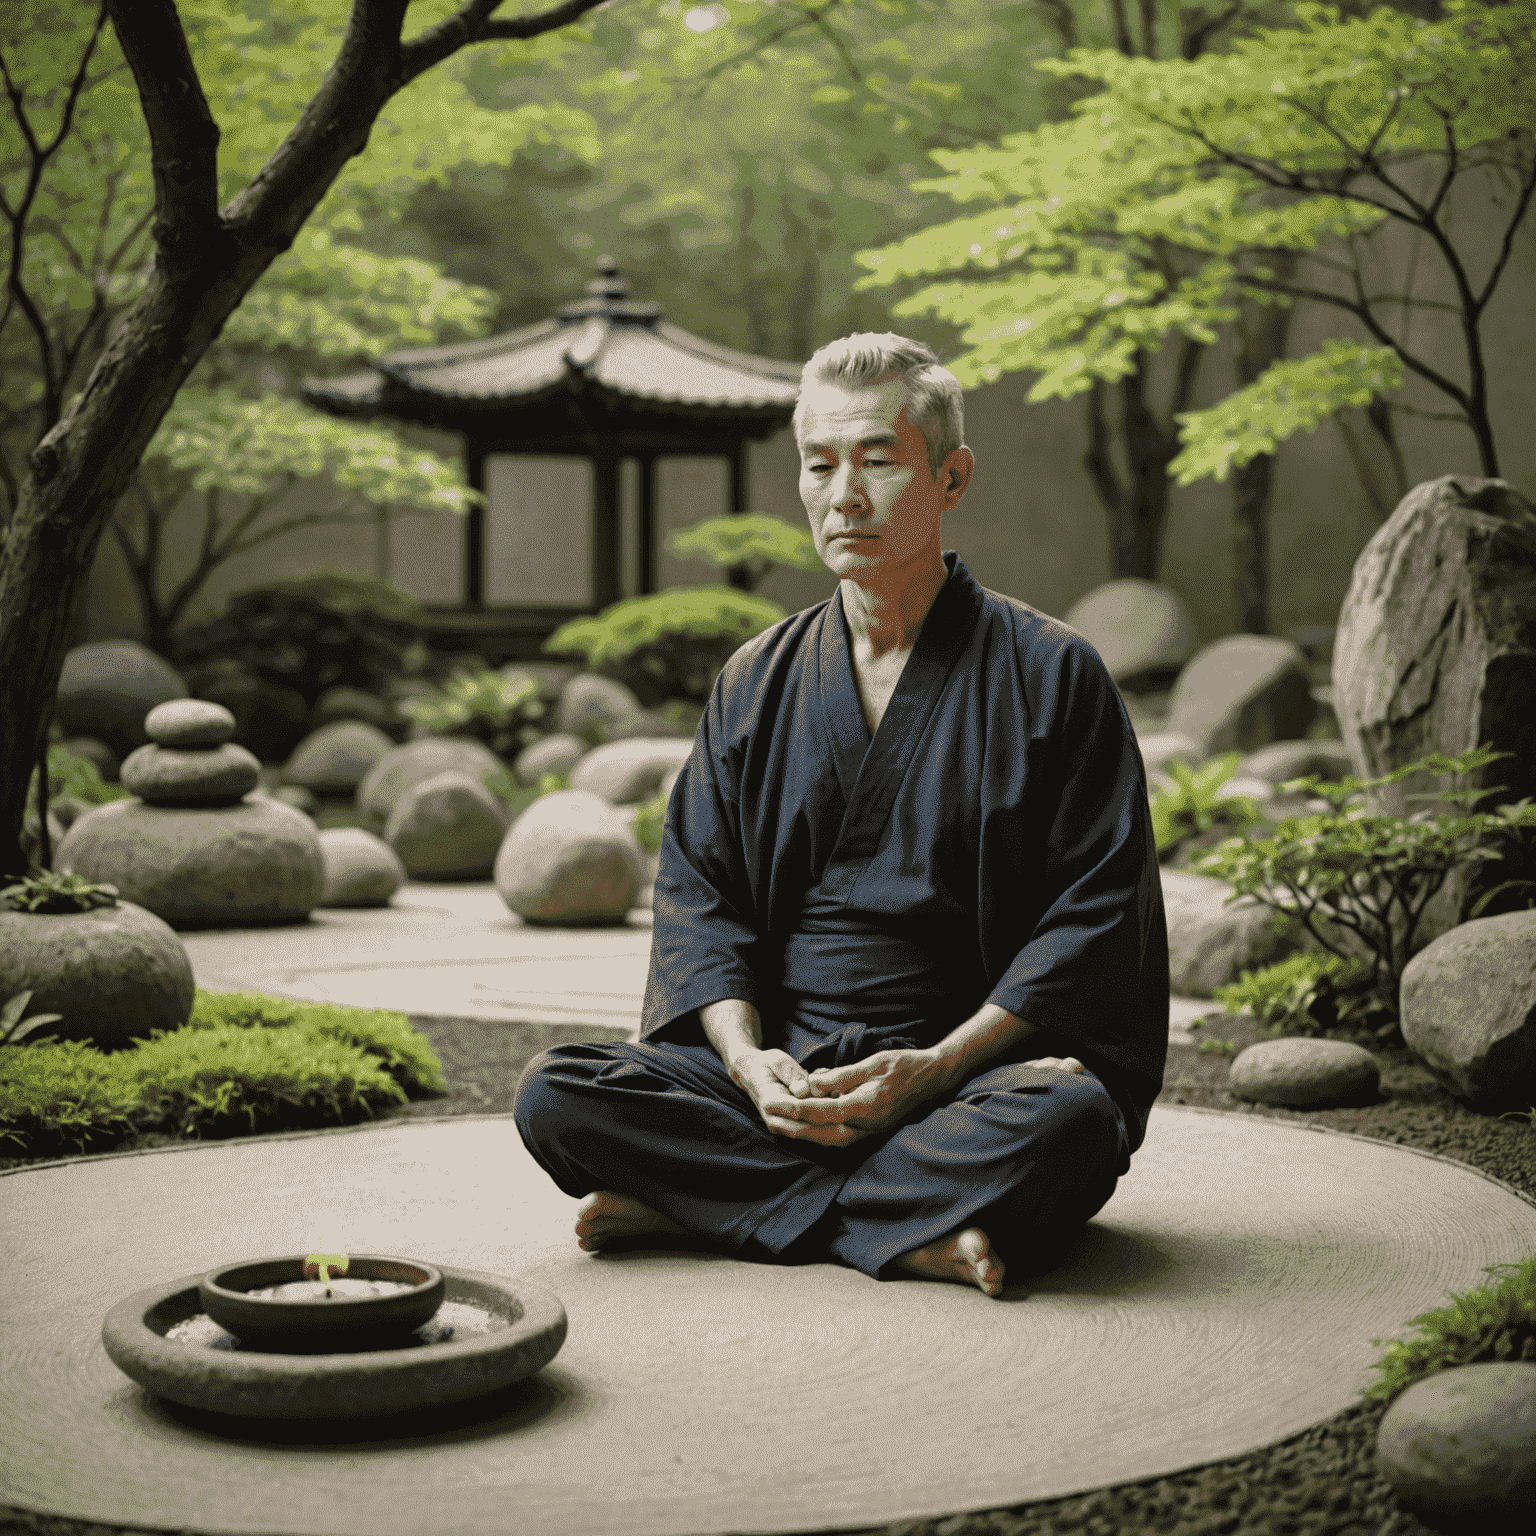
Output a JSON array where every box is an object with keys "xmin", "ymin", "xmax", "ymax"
[{"xmin": 57, "ymin": 700, "xmax": 323, "ymax": 929}]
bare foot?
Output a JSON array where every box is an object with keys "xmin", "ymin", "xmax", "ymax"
[
  {"xmin": 892, "ymin": 1227, "xmax": 1006, "ymax": 1297},
  {"xmin": 574, "ymin": 1190, "xmax": 689, "ymax": 1252}
]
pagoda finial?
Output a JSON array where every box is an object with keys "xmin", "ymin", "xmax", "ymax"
[{"xmin": 587, "ymin": 257, "xmax": 628, "ymax": 302}]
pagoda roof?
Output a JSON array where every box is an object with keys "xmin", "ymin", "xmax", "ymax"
[{"xmin": 303, "ymin": 259, "xmax": 801, "ymax": 428}]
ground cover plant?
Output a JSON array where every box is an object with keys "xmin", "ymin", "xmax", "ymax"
[
  {"xmin": 1195, "ymin": 745, "xmax": 1536, "ymax": 1040},
  {"xmin": 0, "ymin": 989, "xmax": 445, "ymax": 1157},
  {"xmin": 1148, "ymin": 751, "xmax": 1264, "ymax": 861},
  {"xmin": 399, "ymin": 667, "xmax": 547, "ymax": 760}
]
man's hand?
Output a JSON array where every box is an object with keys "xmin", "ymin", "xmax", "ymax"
[
  {"xmin": 766, "ymin": 1048, "xmax": 952, "ymax": 1147},
  {"xmin": 728, "ymin": 1047, "xmax": 821, "ymax": 1137}
]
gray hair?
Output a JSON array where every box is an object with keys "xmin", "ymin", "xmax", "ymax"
[{"xmin": 793, "ymin": 332, "xmax": 965, "ymax": 478}]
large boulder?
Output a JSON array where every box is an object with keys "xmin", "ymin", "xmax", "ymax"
[
  {"xmin": 284, "ymin": 721, "xmax": 395, "ymax": 796},
  {"xmin": 1229, "ymin": 1037, "xmax": 1380, "ymax": 1108},
  {"xmin": 1398, "ymin": 911, "xmax": 1536, "ymax": 1111},
  {"xmin": 1332, "ymin": 475, "xmax": 1536, "ymax": 948},
  {"xmin": 357, "ymin": 737, "xmax": 507, "ymax": 830},
  {"xmin": 57, "ymin": 797, "xmax": 324, "ymax": 930},
  {"xmin": 384, "ymin": 770, "xmax": 507, "ymax": 881},
  {"xmin": 1063, "ymin": 578, "xmax": 1195, "ymax": 684},
  {"xmin": 55, "ymin": 640, "xmax": 187, "ymax": 761},
  {"xmin": 495, "ymin": 789, "xmax": 644, "ymax": 925},
  {"xmin": 0, "ymin": 899, "xmax": 194, "ymax": 1050},
  {"xmin": 317, "ymin": 827, "xmax": 406, "ymax": 908},
  {"xmin": 309, "ymin": 685, "xmax": 395, "ymax": 731},
  {"xmin": 568, "ymin": 738, "xmax": 695, "ymax": 806},
  {"xmin": 1376, "ymin": 1363, "xmax": 1536, "ymax": 1530},
  {"xmin": 1160, "ymin": 869, "xmax": 1307, "ymax": 997},
  {"xmin": 513, "ymin": 733, "xmax": 589, "ymax": 788},
  {"xmin": 1166, "ymin": 636, "xmax": 1317, "ymax": 758},
  {"xmin": 556, "ymin": 674, "xmax": 650, "ymax": 745}
]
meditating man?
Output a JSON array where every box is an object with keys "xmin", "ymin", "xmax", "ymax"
[{"xmin": 514, "ymin": 332, "xmax": 1168, "ymax": 1297}]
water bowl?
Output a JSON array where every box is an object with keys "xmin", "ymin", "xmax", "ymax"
[{"xmin": 198, "ymin": 1255, "xmax": 445, "ymax": 1347}]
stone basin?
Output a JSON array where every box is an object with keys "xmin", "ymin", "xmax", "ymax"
[
  {"xmin": 101, "ymin": 1266, "xmax": 565, "ymax": 1420},
  {"xmin": 198, "ymin": 1254, "xmax": 445, "ymax": 1346}
]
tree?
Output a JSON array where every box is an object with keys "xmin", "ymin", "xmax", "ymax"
[
  {"xmin": 858, "ymin": 1, "xmax": 1536, "ymax": 630},
  {"xmin": 0, "ymin": 0, "xmax": 613, "ymax": 877}
]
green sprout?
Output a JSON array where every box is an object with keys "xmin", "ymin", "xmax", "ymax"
[{"xmin": 303, "ymin": 1250, "xmax": 350, "ymax": 1296}]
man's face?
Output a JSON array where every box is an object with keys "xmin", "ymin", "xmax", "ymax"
[{"xmin": 796, "ymin": 376, "xmax": 968, "ymax": 580}]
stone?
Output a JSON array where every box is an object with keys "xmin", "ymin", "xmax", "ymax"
[
  {"xmin": 1235, "ymin": 739, "xmax": 1353, "ymax": 789},
  {"xmin": 556, "ymin": 674, "xmax": 650, "ymax": 745},
  {"xmin": 498, "ymin": 662, "xmax": 579, "ymax": 705},
  {"xmin": 568, "ymin": 738, "xmax": 695, "ymax": 806},
  {"xmin": 283, "ymin": 721, "xmax": 396, "ymax": 795},
  {"xmin": 58, "ymin": 736, "xmax": 120, "ymax": 782},
  {"xmin": 119, "ymin": 742, "xmax": 262, "ymax": 806},
  {"xmin": 1063, "ymin": 578, "xmax": 1196, "ymax": 683},
  {"xmin": 1333, "ymin": 475, "xmax": 1536, "ymax": 949},
  {"xmin": 1376, "ymin": 1362, "xmax": 1536, "ymax": 1529},
  {"xmin": 310, "ymin": 685, "xmax": 394, "ymax": 730},
  {"xmin": 317, "ymin": 827, "xmax": 406, "ymax": 908},
  {"xmin": 1229, "ymin": 1037, "xmax": 1381, "ymax": 1108},
  {"xmin": 1160, "ymin": 868, "xmax": 1307, "ymax": 997},
  {"xmin": 48, "ymin": 795, "xmax": 94, "ymax": 833},
  {"xmin": 55, "ymin": 640, "xmax": 187, "ymax": 761},
  {"xmin": 143, "ymin": 699, "xmax": 236, "ymax": 748},
  {"xmin": 1137, "ymin": 731, "xmax": 1203, "ymax": 777},
  {"xmin": 57, "ymin": 797, "xmax": 324, "ymax": 930},
  {"xmin": 1213, "ymin": 775, "xmax": 1275, "ymax": 805},
  {"xmin": 384, "ymin": 771, "xmax": 507, "ymax": 881},
  {"xmin": 1166, "ymin": 636, "xmax": 1317, "ymax": 758},
  {"xmin": 0, "ymin": 898, "xmax": 195, "ymax": 1051},
  {"xmin": 357, "ymin": 737, "xmax": 508, "ymax": 830},
  {"xmin": 495, "ymin": 789, "xmax": 644, "ymax": 925},
  {"xmin": 1398, "ymin": 911, "xmax": 1536, "ymax": 1111},
  {"xmin": 603, "ymin": 706, "xmax": 702, "ymax": 742},
  {"xmin": 269, "ymin": 785, "xmax": 318, "ymax": 816},
  {"xmin": 192, "ymin": 670, "xmax": 310, "ymax": 765},
  {"xmin": 513, "ymin": 733, "xmax": 589, "ymax": 787}
]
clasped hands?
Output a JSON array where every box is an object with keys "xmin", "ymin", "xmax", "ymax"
[{"xmin": 729, "ymin": 1046, "xmax": 1085, "ymax": 1147}]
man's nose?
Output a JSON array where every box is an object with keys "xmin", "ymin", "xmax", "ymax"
[{"xmin": 831, "ymin": 463, "xmax": 866, "ymax": 511}]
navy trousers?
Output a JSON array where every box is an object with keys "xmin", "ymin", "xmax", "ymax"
[{"xmin": 513, "ymin": 1019, "xmax": 1128, "ymax": 1282}]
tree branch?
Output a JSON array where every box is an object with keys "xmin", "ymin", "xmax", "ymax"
[
  {"xmin": 1476, "ymin": 155, "xmax": 1536, "ymax": 315},
  {"xmin": 102, "ymin": 0, "xmax": 224, "ymax": 279},
  {"xmin": 402, "ymin": 0, "xmax": 612, "ymax": 82}
]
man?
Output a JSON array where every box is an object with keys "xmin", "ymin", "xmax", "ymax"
[{"xmin": 514, "ymin": 333, "xmax": 1168, "ymax": 1297}]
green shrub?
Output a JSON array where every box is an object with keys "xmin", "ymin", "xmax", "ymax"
[
  {"xmin": 399, "ymin": 668, "xmax": 546, "ymax": 758},
  {"xmin": 1195, "ymin": 745, "xmax": 1536, "ymax": 1036},
  {"xmin": 546, "ymin": 586, "xmax": 785, "ymax": 705},
  {"xmin": 1195, "ymin": 1036, "xmax": 1237, "ymax": 1056},
  {"xmin": 0, "ymin": 991, "xmax": 446, "ymax": 1155},
  {"xmin": 1368, "ymin": 1254, "xmax": 1536, "ymax": 1405},
  {"xmin": 27, "ymin": 744, "xmax": 133, "ymax": 818},
  {"xmin": 665, "ymin": 512, "xmax": 821, "ymax": 593},
  {"xmin": 0, "ymin": 1040, "xmax": 144, "ymax": 1152},
  {"xmin": 1213, "ymin": 951, "xmax": 1383, "ymax": 1039},
  {"xmin": 0, "ymin": 870, "xmax": 120, "ymax": 914},
  {"xmin": 632, "ymin": 789, "xmax": 669, "ymax": 854},
  {"xmin": 1149, "ymin": 753, "xmax": 1264, "ymax": 857}
]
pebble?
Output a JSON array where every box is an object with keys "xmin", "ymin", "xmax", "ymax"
[
  {"xmin": 144, "ymin": 698, "xmax": 237, "ymax": 748},
  {"xmin": 1229, "ymin": 1036, "xmax": 1380, "ymax": 1108},
  {"xmin": 120, "ymin": 741, "xmax": 262, "ymax": 806}
]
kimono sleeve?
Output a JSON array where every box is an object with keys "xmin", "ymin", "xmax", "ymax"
[
  {"xmin": 984, "ymin": 635, "xmax": 1169, "ymax": 1114},
  {"xmin": 640, "ymin": 673, "xmax": 771, "ymax": 1042}
]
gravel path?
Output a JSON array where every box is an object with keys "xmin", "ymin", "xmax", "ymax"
[{"xmin": 4, "ymin": 1012, "xmax": 1533, "ymax": 1536}]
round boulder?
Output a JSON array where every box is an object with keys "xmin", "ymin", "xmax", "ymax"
[
  {"xmin": 1160, "ymin": 869, "xmax": 1307, "ymax": 997},
  {"xmin": 1167, "ymin": 636, "xmax": 1317, "ymax": 758},
  {"xmin": 1399, "ymin": 911, "xmax": 1536, "ymax": 1111},
  {"xmin": 56, "ymin": 640, "xmax": 187, "ymax": 761},
  {"xmin": 385, "ymin": 770, "xmax": 507, "ymax": 881},
  {"xmin": 317, "ymin": 827, "xmax": 406, "ymax": 908},
  {"xmin": 284, "ymin": 720, "xmax": 396, "ymax": 796},
  {"xmin": 513, "ymin": 733, "xmax": 590, "ymax": 788},
  {"xmin": 556, "ymin": 674, "xmax": 649, "ymax": 745},
  {"xmin": 57, "ymin": 797, "xmax": 324, "ymax": 930},
  {"xmin": 358, "ymin": 737, "xmax": 507, "ymax": 831},
  {"xmin": 310, "ymin": 685, "xmax": 394, "ymax": 731},
  {"xmin": 267, "ymin": 784, "xmax": 318, "ymax": 816},
  {"xmin": 120, "ymin": 742, "xmax": 262, "ymax": 806},
  {"xmin": 568, "ymin": 739, "xmax": 695, "ymax": 806},
  {"xmin": 1229, "ymin": 1037, "xmax": 1380, "ymax": 1108},
  {"xmin": 1063, "ymin": 578, "xmax": 1195, "ymax": 683},
  {"xmin": 1376, "ymin": 1363, "xmax": 1536, "ymax": 1530},
  {"xmin": 495, "ymin": 789, "xmax": 644, "ymax": 925},
  {"xmin": 0, "ymin": 899, "xmax": 194, "ymax": 1050},
  {"xmin": 144, "ymin": 699, "xmax": 236, "ymax": 748}
]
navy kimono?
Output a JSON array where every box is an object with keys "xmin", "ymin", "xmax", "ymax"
[{"xmin": 514, "ymin": 552, "xmax": 1169, "ymax": 1280}]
